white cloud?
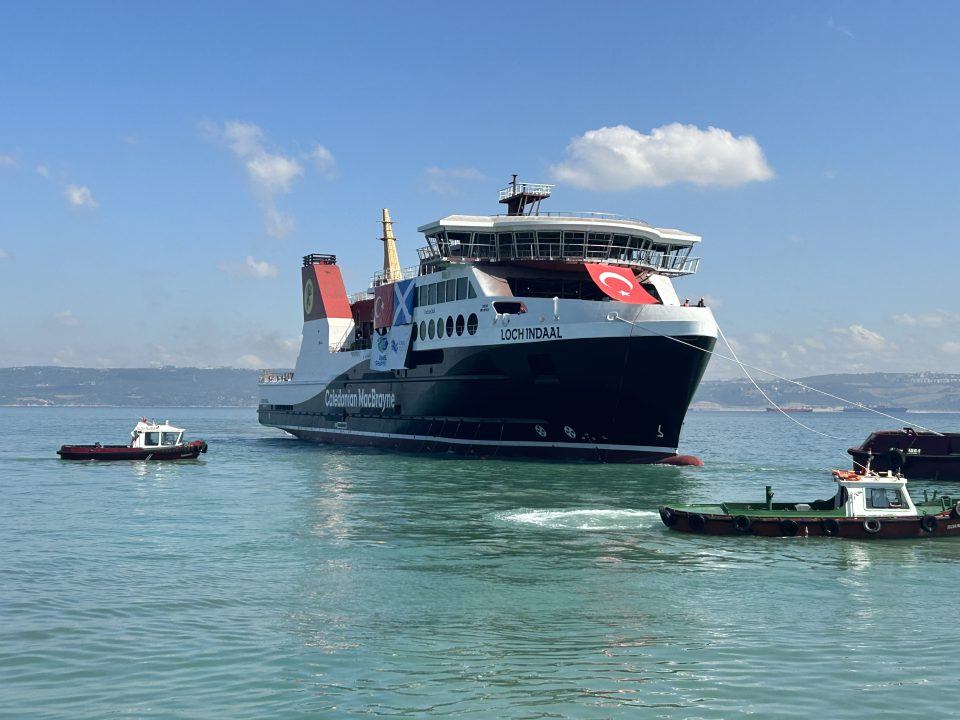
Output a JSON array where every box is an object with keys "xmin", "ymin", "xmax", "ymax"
[
  {"xmin": 0, "ymin": 249, "xmax": 8, "ymax": 260},
  {"xmin": 206, "ymin": 120, "xmax": 329, "ymax": 238},
  {"xmin": 941, "ymin": 342, "xmax": 960, "ymax": 355},
  {"xmin": 236, "ymin": 354, "xmax": 266, "ymax": 369},
  {"xmin": 308, "ymin": 144, "xmax": 337, "ymax": 178},
  {"xmin": 551, "ymin": 123, "xmax": 774, "ymax": 190},
  {"xmin": 54, "ymin": 310, "xmax": 80, "ymax": 327},
  {"xmin": 36, "ymin": 164, "xmax": 50, "ymax": 178},
  {"xmin": 891, "ymin": 312, "xmax": 958, "ymax": 328},
  {"xmin": 0, "ymin": 154, "xmax": 15, "ymax": 167},
  {"xmin": 219, "ymin": 255, "xmax": 279, "ymax": 279},
  {"xmin": 425, "ymin": 166, "xmax": 486, "ymax": 195},
  {"xmin": 65, "ymin": 184, "xmax": 98, "ymax": 208},
  {"xmin": 827, "ymin": 17, "xmax": 854, "ymax": 39},
  {"xmin": 833, "ymin": 324, "xmax": 887, "ymax": 350}
]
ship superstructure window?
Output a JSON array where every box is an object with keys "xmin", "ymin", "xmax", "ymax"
[
  {"xmin": 455, "ymin": 315, "xmax": 465, "ymax": 335},
  {"xmin": 144, "ymin": 432, "xmax": 159, "ymax": 446},
  {"xmin": 419, "ymin": 320, "xmax": 426, "ymax": 339},
  {"xmin": 161, "ymin": 432, "xmax": 181, "ymax": 446},
  {"xmin": 415, "ymin": 278, "xmax": 479, "ymax": 307},
  {"xmin": 467, "ymin": 313, "xmax": 478, "ymax": 335},
  {"xmin": 446, "ymin": 316, "xmax": 454, "ymax": 336},
  {"xmin": 428, "ymin": 319, "xmax": 436, "ymax": 339},
  {"xmin": 506, "ymin": 276, "xmax": 607, "ymax": 301}
]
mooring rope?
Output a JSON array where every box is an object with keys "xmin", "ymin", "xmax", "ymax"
[{"xmin": 607, "ymin": 311, "xmax": 943, "ymax": 437}]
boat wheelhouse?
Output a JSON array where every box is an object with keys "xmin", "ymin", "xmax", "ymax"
[{"xmin": 258, "ymin": 178, "xmax": 717, "ymax": 463}]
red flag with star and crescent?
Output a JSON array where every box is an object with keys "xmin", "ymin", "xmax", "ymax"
[{"xmin": 584, "ymin": 263, "xmax": 659, "ymax": 304}]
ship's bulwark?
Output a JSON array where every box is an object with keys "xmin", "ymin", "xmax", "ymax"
[{"xmin": 259, "ymin": 333, "xmax": 715, "ymax": 462}]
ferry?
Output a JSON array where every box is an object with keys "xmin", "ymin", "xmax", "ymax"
[{"xmin": 258, "ymin": 179, "xmax": 717, "ymax": 462}]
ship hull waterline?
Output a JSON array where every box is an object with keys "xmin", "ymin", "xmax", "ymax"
[{"xmin": 259, "ymin": 334, "xmax": 715, "ymax": 463}]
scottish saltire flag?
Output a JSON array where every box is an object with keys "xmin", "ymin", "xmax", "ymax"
[{"xmin": 392, "ymin": 279, "xmax": 415, "ymax": 325}]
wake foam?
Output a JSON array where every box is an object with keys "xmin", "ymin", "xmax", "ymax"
[{"xmin": 498, "ymin": 508, "xmax": 659, "ymax": 531}]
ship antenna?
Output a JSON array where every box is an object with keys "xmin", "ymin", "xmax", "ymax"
[{"xmin": 380, "ymin": 208, "xmax": 402, "ymax": 282}]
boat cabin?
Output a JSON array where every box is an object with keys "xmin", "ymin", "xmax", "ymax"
[
  {"xmin": 831, "ymin": 471, "xmax": 918, "ymax": 517},
  {"xmin": 130, "ymin": 419, "xmax": 185, "ymax": 449}
]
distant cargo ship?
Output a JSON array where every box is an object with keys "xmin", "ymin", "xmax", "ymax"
[{"xmin": 257, "ymin": 178, "xmax": 717, "ymax": 462}]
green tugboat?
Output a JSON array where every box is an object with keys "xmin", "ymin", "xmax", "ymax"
[{"xmin": 660, "ymin": 468, "xmax": 960, "ymax": 539}]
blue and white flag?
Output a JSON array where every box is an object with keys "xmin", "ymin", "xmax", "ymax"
[
  {"xmin": 370, "ymin": 324, "xmax": 413, "ymax": 371},
  {"xmin": 392, "ymin": 279, "xmax": 415, "ymax": 326}
]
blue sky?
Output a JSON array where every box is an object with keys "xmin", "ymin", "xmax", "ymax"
[{"xmin": 1, "ymin": 1, "xmax": 958, "ymax": 377}]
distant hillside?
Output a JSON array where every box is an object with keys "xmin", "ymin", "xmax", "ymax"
[
  {"xmin": 0, "ymin": 366, "xmax": 260, "ymax": 407},
  {"xmin": 694, "ymin": 372, "xmax": 960, "ymax": 412}
]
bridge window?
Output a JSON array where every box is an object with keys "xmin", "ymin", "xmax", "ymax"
[
  {"xmin": 537, "ymin": 231, "xmax": 561, "ymax": 257},
  {"xmin": 456, "ymin": 277, "xmax": 468, "ymax": 300},
  {"xmin": 563, "ymin": 231, "xmax": 585, "ymax": 258},
  {"xmin": 437, "ymin": 281, "xmax": 446, "ymax": 303},
  {"xmin": 515, "ymin": 231, "xmax": 535, "ymax": 258},
  {"xmin": 445, "ymin": 279, "xmax": 456, "ymax": 302},
  {"xmin": 867, "ymin": 488, "xmax": 907, "ymax": 509},
  {"xmin": 467, "ymin": 282, "xmax": 477, "ymax": 299},
  {"xmin": 428, "ymin": 283, "xmax": 438, "ymax": 305}
]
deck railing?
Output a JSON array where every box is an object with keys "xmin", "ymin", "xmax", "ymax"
[{"xmin": 416, "ymin": 238, "xmax": 700, "ymax": 276}]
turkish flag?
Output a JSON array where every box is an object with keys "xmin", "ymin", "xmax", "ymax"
[
  {"xmin": 373, "ymin": 283, "xmax": 395, "ymax": 330},
  {"xmin": 585, "ymin": 263, "xmax": 659, "ymax": 304}
]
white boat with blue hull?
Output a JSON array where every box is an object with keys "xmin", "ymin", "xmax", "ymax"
[{"xmin": 258, "ymin": 180, "xmax": 717, "ymax": 462}]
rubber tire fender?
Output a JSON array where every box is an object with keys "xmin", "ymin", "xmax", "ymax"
[
  {"xmin": 821, "ymin": 518, "xmax": 841, "ymax": 536},
  {"xmin": 952, "ymin": 502, "xmax": 960, "ymax": 520},
  {"xmin": 733, "ymin": 515, "xmax": 752, "ymax": 533},
  {"xmin": 920, "ymin": 514, "xmax": 938, "ymax": 533},
  {"xmin": 863, "ymin": 518, "xmax": 882, "ymax": 534},
  {"xmin": 779, "ymin": 519, "xmax": 800, "ymax": 537},
  {"xmin": 888, "ymin": 448, "xmax": 907, "ymax": 472},
  {"xmin": 688, "ymin": 513, "xmax": 707, "ymax": 533}
]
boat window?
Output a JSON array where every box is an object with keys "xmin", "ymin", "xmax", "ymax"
[
  {"xmin": 419, "ymin": 320, "xmax": 426, "ymax": 340},
  {"xmin": 437, "ymin": 281, "xmax": 447, "ymax": 303},
  {"xmin": 537, "ymin": 231, "xmax": 561, "ymax": 257},
  {"xmin": 428, "ymin": 283, "xmax": 438, "ymax": 305},
  {"xmin": 428, "ymin": 319, "xmax": 436, "ymax": 339},
  {"xmin": 416, "ymin": 285, "xmax": 425, "ymax": 307},
  {"xmin": 467, "ymin": 313, "xmax": 479, "ymax": 335},
  {"xmin": 455, "ymin": 315, "xmax": 465, "ymax": 336},
  {"xmin": 445, "ymin": 316, "xmax": 454, "ymax": 336},
  {"xmin": 445, "ymin": 279, "xmax": 456, "ymax": 303},
  {"xmin": 161, "ymin": 432, "xmax": 180, "ymax": 446},
  {"xmin": 497, "ymin": 233, "xmax": 514, "ymax": 260},
  {"xmin": 515, "ymin": 231, "xmax": 535, "ymax": 258},
  {"xmin": 467, "ymin": 282, "xmax": 477, "ymax": 299},
  {"xmin": 456, "ymin": 277, "xmax": 468, "ymax": 300},
  {"xmin": 866, "ymin": 488, "xmax": 906, "ymax": 509},
  {"xmin": 144, "ymin": 432, "xmax": 159, "ymax": 446},
  {"xmin": 563, "ymin": 231, "xmax": 585, "ymax": 258}
]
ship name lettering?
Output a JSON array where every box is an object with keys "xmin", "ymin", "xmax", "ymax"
[
  {"xmin": 500, "ymin": 326, "xmax": 563, "ymax": 342},
  {"xmin": 324, "ymin": 388, "xmax": 397, "ymax": 411}
]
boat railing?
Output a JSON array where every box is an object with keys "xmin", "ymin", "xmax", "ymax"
[
  {"xmin": 489, "ymin": 210, "xmax": 652, "ymax": 226},
  {"xmin": 259, "ymin": 369, "xmax": 294, "ymax": 384},
  {"xmin": 349, "ymin": 291, "xmax": 374, "ymax": 304},
  {"xmin": 498, "ymin": 182, "xmax": 554, "ymax": 201},
  {"xmin": 371, "ymin": 265, "xmax": 418, "ymax": 287},
  {"xmin": 416, "ymin": 240, "xmax": 699, "ymax": 275}
]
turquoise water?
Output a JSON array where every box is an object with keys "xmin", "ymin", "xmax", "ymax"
[{"xmin": 2, "ymin": 407, "xmax": 960, "ymax": 718}]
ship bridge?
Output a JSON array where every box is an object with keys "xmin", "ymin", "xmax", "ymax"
[{"xmin": 415, "ymin": 212, "xmax": 701, "ymax": 277}]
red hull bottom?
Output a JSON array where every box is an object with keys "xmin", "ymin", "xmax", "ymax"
[{"xmin": 57, "ymin": 441, "xmax": 208, "ymax": 461}]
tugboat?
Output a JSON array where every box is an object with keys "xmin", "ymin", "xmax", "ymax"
[
  {"xmin": 849, "ymin": 428, "xmax": 960, "ymax": 480},
  {"xmin": 659, "ymin": 466, "xmax": 960, "ymax": 538},
  {"xmin": 258, "ymin": 178, "xmax": 717, "ymax": 462},
  {"xmin": 57, "ymin": 419, "xmax": 208, "ymax": 461}
]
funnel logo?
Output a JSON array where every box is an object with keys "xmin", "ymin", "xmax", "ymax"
[{"xmin": 303, "ymin": 279, "xmax": 315, "ymax": 315}]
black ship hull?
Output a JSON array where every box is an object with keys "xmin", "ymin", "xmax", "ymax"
[{"xmin": 259, "ymin": 334, "xmax": 714, "ymax": 463}]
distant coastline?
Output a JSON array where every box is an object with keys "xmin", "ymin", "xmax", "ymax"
[{"xmin": 2, "ymin": 367, "xmax": 959, "ymax": 412}]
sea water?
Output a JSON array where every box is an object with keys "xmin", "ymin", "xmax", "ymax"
[{"xmin": 2, "ymin": 407, "xmax": 959, "ymax": 718}]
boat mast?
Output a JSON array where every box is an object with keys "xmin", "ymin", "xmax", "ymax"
[{"xmin": 380, "ymin": 208, "xmax": 402, "ymax": 282}]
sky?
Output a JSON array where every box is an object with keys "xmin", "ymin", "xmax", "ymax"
[{"xmin": 1, "ymin": 1, "xmax": 959, "ymax": 379}]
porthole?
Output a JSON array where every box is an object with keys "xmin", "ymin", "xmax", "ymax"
[
  {"xmin": 455, "ymin": 315, "xmax": 465, "ymax": 336},
  {"xmin": 445, "ymin": 316, "xmax": 454, "ymax": 337},
  {"xmin": 411, "ymin": 322, "xmax": 418, "ymax": 342},
  {"xmin": 420, "ymin": 320, "xmax": 426, "ymax": 340},
  {"xmin": 467, "ymin": 313, "xmax": 478, "ymax": 335},
  {"xmin": 428, "ymin": 319, "xmax": 436, "ymax": 339}
]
